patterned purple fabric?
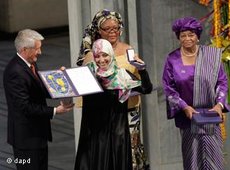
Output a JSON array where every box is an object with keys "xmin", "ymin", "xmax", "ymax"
[
  {"xmin": 181, "ymin": 126, "xmax": 223, "ymax": 170},
  {"xmin": 193, "ymin": 46, "xmax": 224, "ymax": 107},
  {"xmin": 172, "ymin": 17, "xmax": 203, "ymax": 39}
]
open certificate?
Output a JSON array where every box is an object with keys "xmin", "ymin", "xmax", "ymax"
[{"xmin": 38, "ymin": 66, "xmax": 103, "ymax": 98}]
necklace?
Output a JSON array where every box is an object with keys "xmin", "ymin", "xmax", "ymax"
[{"xmin": 181, "ymin": 45, "xmax": 198, "ymax": 57}]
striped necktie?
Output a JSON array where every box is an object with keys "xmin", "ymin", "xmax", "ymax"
[{"xmin": 30, "ymin": 63, "xmax": 39, "ymax": 79}]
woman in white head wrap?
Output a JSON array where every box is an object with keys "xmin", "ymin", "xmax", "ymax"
[{"xmin": 74, "ymin": 39, "xmax": 152, "ymax": 170}]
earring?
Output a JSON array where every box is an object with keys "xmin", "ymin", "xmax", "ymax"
[{"xmin": 119, "ymin": 31, "xmax": 123, "ymax": 36}]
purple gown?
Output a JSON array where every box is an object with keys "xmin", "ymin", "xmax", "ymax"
[
  {"xmin": 162, "ymin": 46, "xmax": 228, "ymax": 170},
  {"xmin": 162, "ymin": 47, "xmax": 227, "ymax": 128}
]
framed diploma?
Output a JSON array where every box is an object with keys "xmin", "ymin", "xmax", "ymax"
[{"xmin": 38, "ymin": 66, "xmax": 103, "ymax": 98}]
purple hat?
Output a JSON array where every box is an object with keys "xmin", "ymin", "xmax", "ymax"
[{"xmin": 172, "ymin": 17, "xmax": 203, "ymax": 39}]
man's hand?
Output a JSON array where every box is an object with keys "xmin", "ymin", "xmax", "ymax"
[{"xmin": 56, "ymin": 101, "xmax": 74, "ymax": 114}]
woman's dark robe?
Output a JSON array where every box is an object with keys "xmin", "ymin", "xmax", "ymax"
[{"xmin": 74, "ymin": 69, "xmax": 152, "ymax": 170}]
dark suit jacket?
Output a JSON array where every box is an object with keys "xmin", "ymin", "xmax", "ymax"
[{"xmin": 3, "ymin": 55, "xmax": 54, "ymax": 150}]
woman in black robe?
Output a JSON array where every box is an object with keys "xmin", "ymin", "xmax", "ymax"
[{"xmin": 74, "ymin": 39, "xmax": 152, "ymax": 170}]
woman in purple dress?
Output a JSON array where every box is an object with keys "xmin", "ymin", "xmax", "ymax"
[{"xmin": 162, "ymin": 17, "xmax": 228, "ymax": 170}]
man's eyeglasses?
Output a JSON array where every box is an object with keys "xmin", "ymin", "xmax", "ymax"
[{"xmin": 100, "ymin": 26, "xmax": 121, "ymax": 33}]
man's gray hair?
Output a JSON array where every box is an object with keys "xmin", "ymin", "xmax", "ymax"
[{"xmin": 14, "ymin": 29, "xmax": 44, "ymax": 52}]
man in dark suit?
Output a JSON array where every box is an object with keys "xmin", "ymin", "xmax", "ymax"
[{"xmin": 3, "ymin": 29, "xmax": 74, "ymax": 170}]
